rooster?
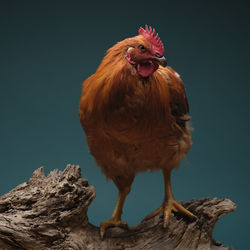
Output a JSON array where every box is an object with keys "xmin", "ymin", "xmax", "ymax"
[{"xmin": 79, "ymin": 25, "xmax": 197, "ymax": 237}]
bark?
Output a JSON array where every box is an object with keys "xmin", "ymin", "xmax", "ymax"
[{"xmin": 0, "ymin": 165, "xmax": 236, "ymax": 250}]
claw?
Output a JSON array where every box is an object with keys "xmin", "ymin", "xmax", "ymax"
[
  {"xmin": 163, "ymin": 214, "xmax": 169, "ymax": 228},
  {"xmin": 100, "ymin": 220, "xmax": 128, "ymax": 239},
  {"xmin": 100, "ymin": 229, "xmax": 105, "ymax": 240}
]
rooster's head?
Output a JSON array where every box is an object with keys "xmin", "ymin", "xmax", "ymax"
[{"xmin": 125, "ymin": 25, "xmax": 167, "ymax": 78}]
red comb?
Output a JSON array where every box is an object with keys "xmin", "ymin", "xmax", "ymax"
[{"xmin": 138, "ymin": 25, "xmax": 164, "ymax": 57}]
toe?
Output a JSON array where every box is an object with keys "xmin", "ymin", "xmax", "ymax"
[
  {"xmin": 173, "ymin": 200, "xmax": 197, "ymax": 220},
  {"xmin": 163, "ymin": 201, "xmax": 173, "ymax": 228},
  {"xmin": 100, "ymin": 220, "xmax": 128, "ymax": 239},
  {"xmin": 100, "ymin": 221, "xmax": 112, "ymax": 239}
]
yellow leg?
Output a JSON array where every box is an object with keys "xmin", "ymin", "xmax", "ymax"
[
  {"xmin": 110, "ymin": 186, "xmax": 130, "ymax": 221},
  {"xmin": 100, "ymin": 186, "xmax": 131, "ymax": 238},
  {"xmin": 144, "ymin": 169, "xmax": 197, "ymax": 227}
]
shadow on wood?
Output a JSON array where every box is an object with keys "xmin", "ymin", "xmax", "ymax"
[{"xmin": 0, "ymin": 165, "xmax": 236, "ymax": 249}]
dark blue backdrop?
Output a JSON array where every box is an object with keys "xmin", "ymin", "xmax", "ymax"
[{"xmin": 1, "ymin": 1, "xmax": 249, "ymax": 249}]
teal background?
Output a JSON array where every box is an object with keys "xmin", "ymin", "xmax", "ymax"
[{"xmin": 1, "ymin": 1, "xmax": 249, "ymax": 248}]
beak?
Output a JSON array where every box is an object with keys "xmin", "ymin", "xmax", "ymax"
[{"xmin": 154, "ymin": 56, "xmax": 167, "ymax": 67}]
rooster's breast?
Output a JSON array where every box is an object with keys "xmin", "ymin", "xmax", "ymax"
[{"xmin": 83, "ymin": 103, "xmax": 191, "ymax": 180}]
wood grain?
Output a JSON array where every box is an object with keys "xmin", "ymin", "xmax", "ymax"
[{"xmin": 0, "ymin": 165, "xmax": 235, "ymax": 250}]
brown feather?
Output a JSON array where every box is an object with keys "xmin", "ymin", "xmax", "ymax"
[{"xmin": 79, "ymin": 36, "xmax": 192, "ymax": 183}]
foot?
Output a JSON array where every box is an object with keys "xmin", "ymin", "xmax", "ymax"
[
  {"xmin": 143, "ymin": 199, "xmax": 197, "ymax": 227},
  {"xmin": 100, "ymin": 220, "xmax": 128, "ymax": 239}
]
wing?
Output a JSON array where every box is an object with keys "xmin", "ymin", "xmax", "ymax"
[{"xmin": 165, "ymin": 67, "xmax": 191, "ymax": 127}]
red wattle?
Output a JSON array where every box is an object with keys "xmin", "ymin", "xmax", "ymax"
[{"xmin": 137, "ymin": 61, "xmax": 158, "ymax": 77}]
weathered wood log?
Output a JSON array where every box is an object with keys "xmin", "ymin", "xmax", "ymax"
[{"xmin": 0, "ymin": 165, "xmax": 236, "ymax": 250}]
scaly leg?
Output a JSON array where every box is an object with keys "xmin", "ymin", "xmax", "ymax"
[
  {"xmin": 100, "ymin": 176, "xmax": 133, "ymax": 238},
  {"xmin": 144, "ymin": 169, "xmax": 197, "ymax": 227}
]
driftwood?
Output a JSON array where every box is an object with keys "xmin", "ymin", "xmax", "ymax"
[{"xmin": 0, "ymin": 165, "xmax": 236, "ymax": 250}]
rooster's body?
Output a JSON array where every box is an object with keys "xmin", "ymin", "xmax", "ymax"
[{"xmin": 79, "ymin": 26, "xmax": 196, "ymax": 237}]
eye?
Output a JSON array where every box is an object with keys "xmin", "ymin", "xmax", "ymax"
[
  {"xmin": 155, "ymin": 53, "xmax": 161, "ymax": 58},
  {"xmin": 138, "ymin": 45, "xmax": 147, "ymax": 52}
]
